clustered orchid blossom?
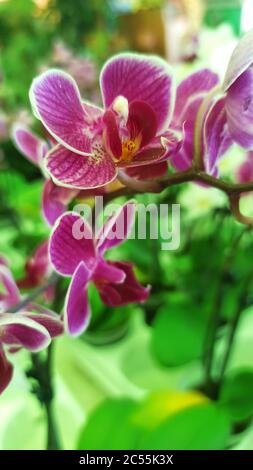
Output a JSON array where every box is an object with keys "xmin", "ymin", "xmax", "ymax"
[
  {"xmin": 49, "ymin": 202, "xmax": 149, "ymax": 336},
  {"xmin": 0, "ymin": 258, "xmax": 63, "ymax": 394},
  {"xmin": 4, "ymin": 30, "xmax": 253, "ymax": 400}
]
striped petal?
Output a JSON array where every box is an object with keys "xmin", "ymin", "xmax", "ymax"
[
  {"xmin": 226, "ymin": 67, "xmax": 253, "ymax": 149},
  {"xmin": 100, "ymin": 53, "xmax": 174, "ymax": 132},
  {"xmin": 29, "ymin": 70, "xmax": 94, "ymax": 155},
  {"xmin": 45, "ymin": 144, "xmax": 117, "ymax": 190},
  {"xmin": 49, "ymin": 212, "xmax": 96, "ymax": 276},
  {"xmin": 96, "ymin": 202, "xmax": 136, "ymax": 254}
]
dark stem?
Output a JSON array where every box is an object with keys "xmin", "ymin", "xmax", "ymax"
[
  {"xmin": 8, "ymin": 275, "xmax": 63, "ymax": 450},
  {"xmin": 31, "ymin": 345, "xmax": 61, "ymax": 450},
  {"xmin": 103, "ymin": 169, "xmax": 253, "ymax": 225}
]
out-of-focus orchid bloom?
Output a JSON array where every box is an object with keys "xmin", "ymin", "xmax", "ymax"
[
  {"xmin": 223, "ymin": 30, "xmax": 253, "ymax": 150},
  {"xmin": 51, "ymin": 41, "xmax": 97, "ymax": 91},
  {"xmin": 170, "ymin": 69, "xmax": 232, "ymax": 175},
  {"xmin": 17, "ymin": 241, "xmax": 54, "ymax": 302},
  {"xmin": 29, "ymin": 53, "xmax": 179, "ymax": 189},
  {"xmin": 12, "ymin": 125, "xmax": 80, "ymax": 225},
  {"xmin": 236, "ymin": 151, "xmax": 253, "ymax": 184},
  {"xmin": 0, "ymin": 259, "xmax": 20, "ymax": 313},
  {"xmin": 0, "ymin": 258, "xmax": 63, "ymax": 394},
  {"xmin": 49, "ymin": 202, "xmax": 150, "ymax": 336}
]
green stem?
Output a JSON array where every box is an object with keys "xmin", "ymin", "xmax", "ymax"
[
  {"xmin": 218, "ymin": 272, "xmax": 253, "ymax": 388},
  {"xmin": 203, "ymin": 227, "xmax": 249, "ymax": 395},
  {"xmin": 8, "ymin": 273, "xmax": 59, "ymax": 313}
]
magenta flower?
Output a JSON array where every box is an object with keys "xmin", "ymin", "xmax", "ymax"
[
  {"xmin": 29, "ymin": 54, "xmax": 179, "ymax": 189},
  {"xmin": 17, "ymin": 241, "xmax": 55, "ymax": 302},
  {"xmin": 0, "ymin": 258, "xmax": 63, "ymax": 394},
  {"xmin": 13, "ymin": 125, "xmax": 79, "ymax": 225},
  {"xmin": 49, "ymin": 202, "xmax": 150, "ymax": 336},
  {"xmin": 223, "ymin": 30, "xmax": 253, "ymax": 150},
  {"xmin": 17, "ymin": 241, "xmax": 50, "ymax": 290},
  {"xmin": 170, "ymin": 69, "xmax": 232, "ymax": 175}
]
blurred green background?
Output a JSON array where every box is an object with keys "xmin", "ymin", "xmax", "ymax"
[{"xmin": 2, "ymin": 0, "xmax": 253, "ymax": 451}]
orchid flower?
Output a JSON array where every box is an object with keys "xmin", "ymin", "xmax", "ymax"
[
  {"xmin": 13, "ymin": 125, "xmax": 79, "ymax": 225},
  {"xmin": 170, "ymin": 69, "xmax": 232, "ymax": 176},
  {"xmin": 0, "ymin": 257, "xmax": 63, "ymax": 394},
  {"xmin": 49, "ymin": 202, "xmax": 149, "ymax": 336},
  {"xmin": 223, "ymin": 29, "xmax": 253, "ymax": 150},
  {"xmin": 17, "ymin": 240, "xmax": 56, "ymax": 302},
  {"xmin": 17, "ymin": 241, "xmax": 50, "ymax": 289},
  {"xmin": 29, "ymin": 53, "xmax": 179, "ymax": 189}
]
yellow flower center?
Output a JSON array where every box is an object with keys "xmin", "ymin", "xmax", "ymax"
[{"xmin": 120, "ymin": 136, "xmax": 141, "ymax": 162}]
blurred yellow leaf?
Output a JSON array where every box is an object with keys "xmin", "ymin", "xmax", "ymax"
[{"xmin": 133, "ymin": 390, "xmax": 208, "ymax": 429}]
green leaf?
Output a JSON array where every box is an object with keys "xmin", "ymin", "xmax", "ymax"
[
  {"xmin": 77, "ymin": 399, "xmax": 139, "ymax": 450},
  {"xmin": 220, "ymin": 369, "xmax": 253, "ymax": 422},
  {"xmin": 151, "ymin": 303, "xmax": 206, "ymax": 366},
  {"xmin": 140, "ymin": 403, "xmax": 230, "ymax": 450}
]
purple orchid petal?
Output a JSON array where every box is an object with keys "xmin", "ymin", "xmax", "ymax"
[
  {"xmin": 225, "ymin": 67, "xmax": 253, "ymax": 149},
  {"xmin": 65, "ymin": 261, "xmax": 91, "ymax": 336},
  {"xmin": 119, "ymin": 146, "xmax": 164, "ymax": 167},
  {"xmin": 237, "ymin": 152, "xmax": 253, "ymax": 183},
  {"xmin": 127, "ymin": 100, "xmax": 157, "ymax": 147},
  {"xmin": 0, "ymin": 314, "xmax": 51, "ymax": 351},
  {"xmin": 0, "ymin": 347, "xmax": 13, "ymax": 394},
  {"xmin": 103, "ymin": 110, "xmax": 122, "ymax": 158},
  {"xmin": 173, "ymin": 69, "xmax": 219, "ymax": 125},
  {"xmin": 45, "ymin": 144, "xmax": 117, "ymax": 189},
  {"xmin": 0, "ymin": 256, "xmax": 8, "ymax": 267},
  {"xmin": 96, "ymin": 202, "xmax": 136, "ymax": 254},
  {"xmin": 0, "ymin": 265, "xmax": 20, "ymax": 312},
  {"xmin": 12, "ymin": 125, "xmax": 45, "ymax": 166},
  {"xmin": 119, "ymin": 131, "xmax": 179, "ymax": 169},
  {"xmin": 171, "ymin": 121, "xmax": 194, "ymax": 171},
  {"xmin": 126, "ymin": 161, "xmax": 168, "ymax": 180},
  {"xmin": 100, "ymin": 53, "xmax": 174, "ymax": 132},
  {"xmin": 119, "ymin": 146, "xmax": 167, "ymax": 168},
  {"xmin": 97, "ymin": 261, "xmax": 150, "ymax": 307},
  {"xmin": 93, "ymin": 258, "xmax": 126, "ymax": 284},
  {"xmin": 49, "ymin": 212, "xmax": 96, "ymax": 276},
  {"xmin": 82, "ymin": 101, "xmax": 103, "ymax": 121},
  {"xmin": 204, "ymin": 97, "xmax": 232, "ymax": 174},
  {"xmin": 42, "ymin": 179, "xmax": 79, "ymax": 226},
  {"xmin": 223, "ymin": 30, "xmax": 253, "ymax": 91},
  {"xmin": 20, "ymin": 309, "xmax": 63, "ymax": 338},
  {"xmin": 29, "ymin": 70, "xmax": 94, "ymax": 155}
]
